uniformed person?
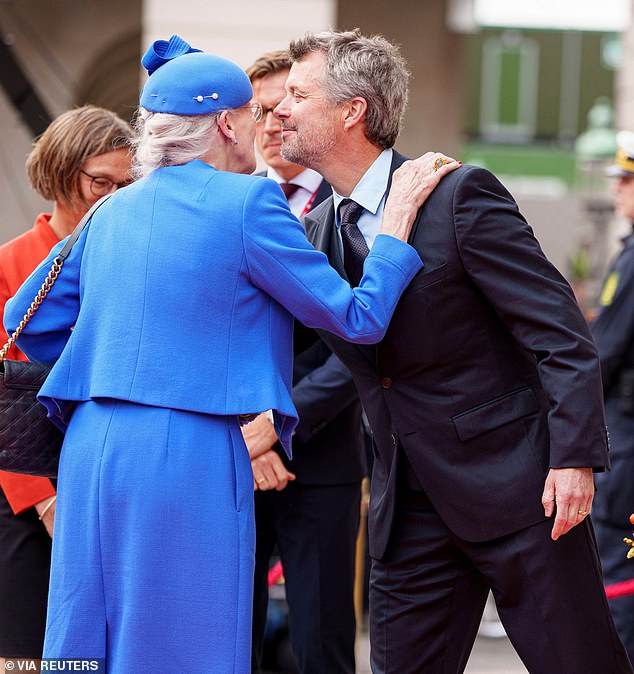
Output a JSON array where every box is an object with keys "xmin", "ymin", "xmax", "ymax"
[{"xmin": 592, "ymin": 129, "xmax": 634, "ymax": 665}]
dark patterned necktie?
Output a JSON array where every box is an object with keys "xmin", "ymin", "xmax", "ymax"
[
  {"xmin": 338, "ymin": 198, "xmax": 368, "ymax": 287},
  {"xmin": 280, "ymin": 182, "xmax": 300, "ymax": 200}
]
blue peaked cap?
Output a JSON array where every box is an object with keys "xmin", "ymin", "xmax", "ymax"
[{"xmin": 140, "ymin": 35, "xmax": 253, "ymax": 116}]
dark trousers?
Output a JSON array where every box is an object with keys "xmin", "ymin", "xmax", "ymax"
[
  {"xmin": 0, "ymin": 487, "xmax": 51, "ymax": 658},
  {"xmin": 252, "ymin": 481, "xmax": 361, "ymax": 674},
  {"xmin": 370, "ymin": 496, "xmax": 632, "ymax": 674}
]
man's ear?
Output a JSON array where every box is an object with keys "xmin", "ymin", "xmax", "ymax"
[
  {"xmin": 342, "ymin": 97, "xmax": 368, "ymax": 131},
  {"xmin": 217, "ymin": 111, "xmax": 236, "ymax": 143}
]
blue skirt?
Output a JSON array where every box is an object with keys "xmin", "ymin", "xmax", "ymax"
[{"xmin": 43, "ymin": 399, "xmax": 255, "ymax": 673}]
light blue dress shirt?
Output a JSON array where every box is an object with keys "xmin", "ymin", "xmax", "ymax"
[{"xmin": 332, "ymin": 148, "xmax": 393, "ymax": 253}]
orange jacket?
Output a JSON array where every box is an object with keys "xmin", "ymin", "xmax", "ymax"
[{"xmin": 0, "ymin": 214, "xmax": 59, "ymax": 514}]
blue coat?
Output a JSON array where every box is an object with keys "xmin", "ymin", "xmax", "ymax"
[{"xmin": 5, "ymin": 160, "xmax": 422, "ymax": 454}]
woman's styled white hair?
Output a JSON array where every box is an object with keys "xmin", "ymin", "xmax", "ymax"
[{"xmin": 132, "ymin": 108, "xmax": 220, "ymax": 179}]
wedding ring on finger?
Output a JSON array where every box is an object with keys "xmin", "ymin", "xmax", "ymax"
[
  {"xmin": 433, "ymin": 156, "xmax": 450, "ymax": 171},
  {"xmin": 577, "ymin": 509, "xmax": 589, "ymax": 517},
  {"xmin": 256, "ymin": 477, "xmax": 266, "ymax": 484}
]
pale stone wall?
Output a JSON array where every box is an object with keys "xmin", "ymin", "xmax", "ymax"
[
  {"xmin": 0, "ymin": 0, "xmax": 141, "ymax": 243},
  {"xmin": 142, "ymin": 0, "xmax": 335, "ymax": 71}
]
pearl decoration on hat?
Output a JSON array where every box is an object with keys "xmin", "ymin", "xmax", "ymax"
[{"xmin": 194, "ymin": 93, "xmax": 220, "ymax": 103}]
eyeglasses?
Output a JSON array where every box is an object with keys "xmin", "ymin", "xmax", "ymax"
[
  {"xmin": 80, "ymin": 170, "xmax": 131, "ymax": 197},
  {"xmin": 258, "ymin": 106, "xmax": 279, "ymax": 123},
  {"xmin": 218, "ymin": 103, "xmax": 263, "ymax": 123},
  {"xmin": 243, "ymin": 102, "xmax": 263, "ymax": 123}
]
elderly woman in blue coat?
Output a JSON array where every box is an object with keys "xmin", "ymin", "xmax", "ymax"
[{"xmin": 5, "ymin": 36, "xmax": 457, "ymax": 674}]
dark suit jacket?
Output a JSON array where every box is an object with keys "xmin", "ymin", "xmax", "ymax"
[
  {"xmin": 273, "ymin": 177, "xmax": 365, "ymax": 483},
  {"xmin": 304, "ymin": 152, "xmax": 609, "ymax": 557}
]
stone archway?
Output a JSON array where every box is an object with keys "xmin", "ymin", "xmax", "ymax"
[{"xmin": 76, "ymin": 30, "xmax": 142, "ymax": 124}]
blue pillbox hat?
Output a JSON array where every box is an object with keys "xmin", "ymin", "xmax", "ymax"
[{"xmin": 140, "ymin": 35, "xmax": 253, "ymax": 116}]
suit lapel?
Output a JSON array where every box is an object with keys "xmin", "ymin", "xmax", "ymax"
[
  {"xmin": 304, "ymin": 197, "xmax": 347, "ymax": 280},
  {"xmin": 303, "ymin": 196, "xmax": 377, "ymax": 367},
  {"xmin": 310, "ymin": 179, "xmax": 332, "ymax": 211},
  {"xmin": 303, "ymin": 151, "xmax": 426, "ymax": 369}
]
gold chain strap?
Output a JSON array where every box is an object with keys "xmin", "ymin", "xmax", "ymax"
[{"xmin": 0, "ymin": 256, "xmax": 64, "ymax": 362}]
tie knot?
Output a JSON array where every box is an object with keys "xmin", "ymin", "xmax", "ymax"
[
  {"xmin": 280, "ymin": 182, "xmax": 300, "ymax": 200},
  {"xmin": 339, "ymin": 199, "xmax": 363, "ymax": 226}
]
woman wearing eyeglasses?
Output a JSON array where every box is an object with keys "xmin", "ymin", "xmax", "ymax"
[
  {"xmin": 0, "ymin": 105, "xmax": 132, "ymax": 671},
  {"xmin": 5, "ymin": 36, "xmax": 456, "ymax": 674}
]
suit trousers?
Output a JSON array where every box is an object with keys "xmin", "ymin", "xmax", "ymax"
[
  {"xmin": 252, "ymin": 481, "xmax": 361, "ymax": 674},
  {"xmin": 369, "ymin": 496, "xmax": 632, "ymax": 674}
]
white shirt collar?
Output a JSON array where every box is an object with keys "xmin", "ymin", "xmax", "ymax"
[
  {"xmin": 332, "ymin": 148, "xmax": 393, "ymax": 223},
  {"xmin": 266, "ymin": 166, "xmax": 323, "ymax": 194}
]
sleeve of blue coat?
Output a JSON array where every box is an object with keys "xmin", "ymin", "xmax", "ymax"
[
  {"xmin": 4, "ymin": 229, "xmax": 86, "ymax": 364},
  {"xmin": 242, "ymin": 178, "xmax": 423, "ymax": 344}
]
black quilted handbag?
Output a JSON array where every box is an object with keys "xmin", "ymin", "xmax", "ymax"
[
  {"xmin": 0, "ymin": 196, "xmax": 110, "ymax": 478},
  {"xmin": 0, "ymin": 360, "xmax": 62, "ymax": 477}
]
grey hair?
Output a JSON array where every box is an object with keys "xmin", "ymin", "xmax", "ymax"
[
  {"xmin": 132, "ymin": 108, "xmax": 219, "ymax": 178},
  {"xmin": 289, "ymin": 29, "xmax": 410, "ymax": 150}
]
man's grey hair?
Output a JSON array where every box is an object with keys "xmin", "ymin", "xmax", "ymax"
[
  {"xmin": 289, "ymin": 29, "xmax": 409, "ymax": 149},
  {"xmin": 132, "ymin": 108, "xmax": 219, "ymax": 178}
]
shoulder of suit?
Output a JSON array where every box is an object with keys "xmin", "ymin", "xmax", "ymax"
[
  {"xmin": 305, "ymin": 193, "xmax": 333, "ymax": 220},
  {"xmin": 428, "ymin": 164, "xmax": 500, "ymax": 199}
]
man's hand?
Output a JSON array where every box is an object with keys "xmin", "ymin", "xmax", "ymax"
[
  {"xmin": 542, "ymin": 467, "xmax": 594, "ymax": 540},
  {"xmin": 34, "ymin": 495, "xmax": 56, "ymax": 538},
  {"xmin": 241, "ymin": 412, "xmax": 278, "ymax": 459},
  {"xmin": 252, "ymin": 450, "xmax": 296, "ymax": 492},
  {"xmin": 380, "ymin": 152, "xmax": 460, "ymax": 241}
]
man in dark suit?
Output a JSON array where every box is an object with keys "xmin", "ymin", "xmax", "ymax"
[
  {"xmin": 243, "ymin": 50, "xmax": 366, "ymax": 674},
  {"xmin": 274, "ymin": 30, "xmax": 632, "ymax": 673}
]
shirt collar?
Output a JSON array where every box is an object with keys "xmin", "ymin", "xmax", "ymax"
[
  {"xmin": 34, "ymin": 213, "xmax": 61, "ymax": 246},
  {"xmin": 332, "ymin": 148, "xmax": 393, "ymax": 222},
  {"xmin": 266, "ymin": 166, "xmax": 323, "ymax": 194}
]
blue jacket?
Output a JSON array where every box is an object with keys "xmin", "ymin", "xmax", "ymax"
[{"xmin": 5, "ymin": 160, "xmax": 422, "ymax": 454}]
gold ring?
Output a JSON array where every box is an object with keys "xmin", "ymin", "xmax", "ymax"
[
  {"xmin": 433, "ymin": 157, "xmax": 449, "ymax": 171},
  {"xmin": 256, "ymin": 478, "xmax": 266, "ymax": 484},
  {"xmin": 578, "ymin": 510, "xmax": 588, "ymax": 516}
]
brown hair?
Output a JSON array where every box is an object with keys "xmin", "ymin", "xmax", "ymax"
[
  {"xmin": 246, "ymin": 49, "xmax": 292, "ymax": 83},
  {"xmin": 26, "ymin": 105, "xmax": 134, "ymax": 205}
]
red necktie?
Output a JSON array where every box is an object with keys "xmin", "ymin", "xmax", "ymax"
[{"xmin": 280, "ymin": 182, "xmax": 300, "ymax": 200}]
